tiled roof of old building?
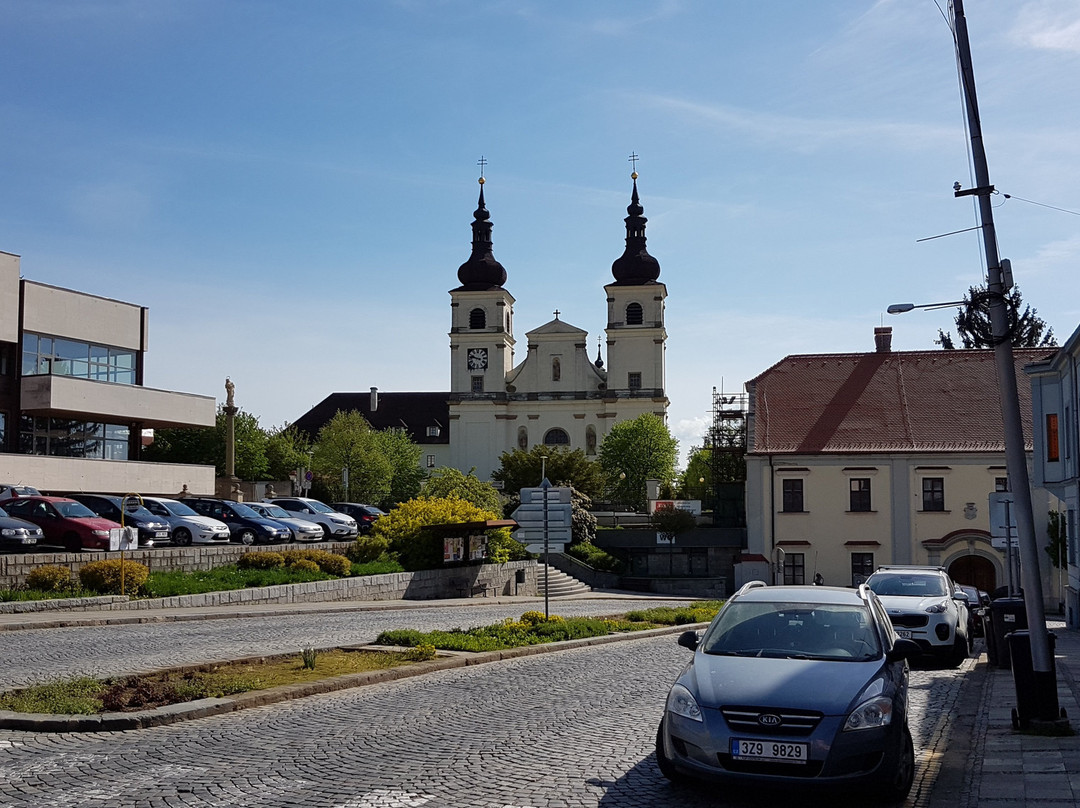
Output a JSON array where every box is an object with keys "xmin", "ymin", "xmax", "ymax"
[{"xmin": 747, "ymin": 347, "xmax": 1056, "ymax": 455}]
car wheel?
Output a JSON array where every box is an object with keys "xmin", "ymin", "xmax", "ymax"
[
  {"xmin": 63, "ymin": 532, "xmax": 82, "ymax": 553},
  {"xmin": 236, "ymin": 529, "xmax": 256, "ymax": 546},
  {"xmin": 173, "ymin": 528, "xmax": 192, "ymax": 547},
  {"xmin": 655, "ymin": 718, "xmax": 687, "ymax": 783},
  {"xmin": 875, "ymin": 725, "xmax": 914, "ymax": 804},
  {"xmin": 319, "ymin": 524, "xmax": 334, "ymax": 541},
  {"xmin": 950, "ymin": 632, "xmax": 968, "ymax": 667}
]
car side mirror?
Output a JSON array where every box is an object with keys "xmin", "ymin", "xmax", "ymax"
[
  {"xmin": 954, "ymin": 591, "xmax": 970, "ymax": 603},
  {"xmin": 677, "ymin": 630, "xmax": 699, "ymax": 652},
  {"xmin": 886, "ymin": 638, "xmax": 921, "ymax": 662}
]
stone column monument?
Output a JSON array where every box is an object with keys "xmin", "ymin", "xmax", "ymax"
[{"xmin": 220, "ymin": 377, "xmax": 243, "ymax": 500}]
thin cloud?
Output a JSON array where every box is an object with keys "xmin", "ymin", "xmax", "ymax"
[{"xmin": 1011, "ymin": 2, "xmax": 1080, "ymax": 53}]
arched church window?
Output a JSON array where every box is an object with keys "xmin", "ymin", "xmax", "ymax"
[
  {"xmin": 469, "ymin": 308, "xmax": 486, "ymax": 329},
  {"xmin": 626, "ymin": 302, "xmax": 643, "ymax": 325},
  {"xmin": 552, "ymin": 357, "xmax": 561, "ymax": 382},
  {"xmin": 543, "ymin": 428, "xmax": 570, "ymax": 446}
]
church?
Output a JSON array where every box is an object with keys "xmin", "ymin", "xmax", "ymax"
[{"xmin": 292, "ymin": 169, "xmax": 670, "ymax": 481}]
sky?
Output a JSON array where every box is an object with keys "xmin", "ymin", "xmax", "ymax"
[{"xmin": 3, "ymin": 0, "xmax": 1080, "ymax": 469}]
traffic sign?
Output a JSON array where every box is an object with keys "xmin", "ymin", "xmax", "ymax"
[
  {"xmin": 989, "ymin": 492, "xmax": 1018, "ymax": 549},
  {"xmin": 511, "ymin": 484, "xmax": 573, "ymax": 547}
]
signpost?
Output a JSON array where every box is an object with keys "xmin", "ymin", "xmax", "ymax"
[
  {"xmin": 989, "ymin": 492, "xmax": 1020, "ymax": 596},
  {"xmin": 118, "ymin": 493, "xmax": 143, "ymax": 596},
  {"xmin": 511, "ymin": 481, "xmax": 572, "ymax": 617}
]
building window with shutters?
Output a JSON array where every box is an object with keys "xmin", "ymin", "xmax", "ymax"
[
  {"xmin": 922, "ymin": 477, "xmax": 945, "ymax": 511},
  {"xmin": 782, "ymin": 479, "xmax": 804, "ymax": 513},
  {"xmin": 469, "ymin": 308, "xmax": 486, "ymax": 329},
  {"xmin": 849, "ymin": 478, "xmax": 871, "ymax": 512},
  {"xmin": 626, "ymin": 302, "xmax": 643, "ymax": 325}
]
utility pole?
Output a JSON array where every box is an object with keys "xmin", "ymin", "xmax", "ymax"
[{"xmin": 950, "ymin": 0, "xmax": 1055, "ymax": 715}]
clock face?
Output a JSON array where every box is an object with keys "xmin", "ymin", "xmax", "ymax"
[{"xmin": 467, "ymin": 347, "xmax": 488, "ymax": 370}]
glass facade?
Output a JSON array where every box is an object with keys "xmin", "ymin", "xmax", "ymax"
[
  {"xmin": 18, "ymin": 416, "xmax": 131, "ymax": 460},
  {"xmin": 21, "ymin": 333, "xmax": 136, "ymax": 384}
]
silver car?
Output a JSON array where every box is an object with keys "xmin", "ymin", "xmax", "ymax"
[
  {"xmin": 142, "ymin": 497, "xmax": 231, "ymax": 546},
  {"xmin": 245, "ymin": 502, "xmax": 324, "ymax": 543}
]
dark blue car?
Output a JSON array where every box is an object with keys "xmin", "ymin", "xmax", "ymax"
[
  {"xmin": 657, "ymin": 581, "xmax": 919, "ymax": 803},
  {"xmin": 185, "ymin": 498, "xmax": 291, "ymax": 545}
]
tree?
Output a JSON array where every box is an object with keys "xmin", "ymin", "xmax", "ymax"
[
  {"xmin": 312, "ymin": 411, "xmax": 393, "ymax": 505},
  {"xmin": 492, "ymin": 445, "xmax": 606, "ymax": 500},
  {"xmin": 936, "ymin": 284, "xmax": 1056, "ymax": 349},
  {"xmin": 421, "ymin": 467, "xmax": 503, "ymax": 513},
  {"xmin": 141, "ymin": 406, "xmax": 269, "ymax": 480},
  {"xmin": 264, "ymin": 424, "xmax": 311, "ymax": 481},
  {"xmin": 597, "ymin": 414, "xmax": 679, "ymax": 511},
  {"xmin": 371, "ymin": 428, "xmax": 427, "ymax": 507},
  {"xmin": 371, "ymin": 496, "xmax": 524, "ymax": 570},
  {"xmin": 676, "ymin": 448, "xmax": 713, "ymax": 500},
  {"xmin": 1045, "ymin": 510, "xmax": 1067, "ymax": 569}
]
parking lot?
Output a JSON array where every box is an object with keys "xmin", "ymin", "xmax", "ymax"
[{"xmin": 0, "ymin": 598, "xmax": 975, "ymax": 808}]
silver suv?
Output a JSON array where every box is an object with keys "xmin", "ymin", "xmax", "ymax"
[
  {"xmin": 266, "ymin": 497, "xmax": 358, "ymax": 540},
  {"xmin": 864, "ymin": 566, "xmax": 971, "ymax": 667}
]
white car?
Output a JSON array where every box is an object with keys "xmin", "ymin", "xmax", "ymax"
[
  {"xmin": 865, "ymin": 565, "xmax": 971, "ymax": 667},
  {"xmin": 266, "ymin": 497, "xmax": 358, "ymax": 540},
  {"xmin": 0, "ymin": 484, "xmax": 42, "ymax": 502},
  {"xmin": 142, "ymin": 497, "xmax": 231, "ymax": 546},
  {"xmin": 245, "ymin": 502, "xmax": 324, "ymax": 543}
]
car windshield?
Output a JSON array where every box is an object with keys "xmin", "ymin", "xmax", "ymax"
[
  {"xmin": 55, "ymin": 501, "xmax": 99, "ymax": 519},
  {"xmin": 701, "ymin": 601, "xmax": 881, "ymax": 661},
  {"xmin": 304, "ymin": 500, "xmax": 335, "ymax": 514},
  {"xmin": 868, "ymin": 574, "xmax": 948, "ymax": 598},
  {"xmin": 231, "ymin": 503, "xmax": 260, "ymax": 518},
  {"xmin": 260, "ymin": 505, "xmax": 291, "ymax": 518},
  {"xmin": 161, "ymin": 500, "xmax": 198, "ymax": 517}
]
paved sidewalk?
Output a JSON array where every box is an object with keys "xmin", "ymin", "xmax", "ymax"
[{"xmin": 929, "ymin": 619, "xmax": 1080, "ymax": 808}]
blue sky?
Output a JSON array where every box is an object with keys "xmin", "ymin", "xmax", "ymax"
[{"xmin": 4, "ymin": 1, "xmax": 1079, "ymax": 468}]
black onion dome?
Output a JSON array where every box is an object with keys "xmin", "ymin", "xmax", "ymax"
[
  {"xmin": 455, "ymin": 181, "xmax": 507, "ymax": 290},
  {"xmin": 610, "ymin": 177, "xmax": 661, "ymax": 285}
]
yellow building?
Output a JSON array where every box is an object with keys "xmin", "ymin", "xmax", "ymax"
[{"xmin": 739, "ymin": 326, "xmax": 1057, "ymax": 604}]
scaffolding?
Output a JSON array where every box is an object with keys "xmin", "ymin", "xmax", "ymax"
[{"xmin": 705, "ymin": 386, "xmax": 747, "ymax": 528}]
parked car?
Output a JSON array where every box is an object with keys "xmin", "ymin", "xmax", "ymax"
[
  {"xmin": 0, "ymin": 484, "xmax": 42, "ymax": 502},
  {"xmin": 244, "ymin": 501, "xmax": 324, "ymax": 542},
  {"xmin": 4, "ymin": 496, "xmax": 121, "ymax": 552},
  {"xmin": 265, "ymin": 497, "xmax": 358, "ymax": 540},
  {"xmin": 864, "ymin": 565, "xmax": 971, "ymax": 667},
  {"xmin": 184, "ymin": 498, "xmax": 291, "ymax": 545},
  {"xmin": 142, "ymin": 497, "xmax": 231, "ymax": 546},
  {"xmin": 656, "ymin": 581, "xmax": 918, "ymax": 801},
  {"xmin": 330, "ymin": 502, "xmax": 386, "ymax": 534},
  {"xmin": 68, "ymin": 494, "xmax": 169, "ymax": 548},
  {"xmin": 956, "ymin": 584, "xmax": 991, "ymax": 638},
  {"xmin": 0, "ymin": 504, "xmax": 44, "ymax": 551}
]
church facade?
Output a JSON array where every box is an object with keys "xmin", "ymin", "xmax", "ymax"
[{"xmin": 294, "ymin": 172, "xmax": 670, "ymax": 482}]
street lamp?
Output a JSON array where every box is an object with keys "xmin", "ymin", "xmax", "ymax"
[{"xmin": 886, "ymin": 300, "xmax": 965, "ymax": 315}]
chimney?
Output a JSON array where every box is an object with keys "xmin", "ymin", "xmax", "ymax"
[
  {"xmin": 874, "ymin": 326, "xmax": 893, "ymax": 353},
  {"xmin": 370, "ymin": 387, "xmax": 378, "ymax": 411}
]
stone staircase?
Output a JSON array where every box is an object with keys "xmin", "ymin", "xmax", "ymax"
[{"xmin": 536, "ymin": 564, "xmax": 592, "ymax": 597}]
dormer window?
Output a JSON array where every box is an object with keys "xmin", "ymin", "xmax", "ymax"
[
  {"xmin": 469, "ymin": 308, "xmax": 486, "ymax": 329},
  {"xmin": 426, "ymin": 426, "xmax": 441, "ymax": 437},
  {"xmin": 626, "ymin": 302, "xmax": 643, "ymax": 325}
]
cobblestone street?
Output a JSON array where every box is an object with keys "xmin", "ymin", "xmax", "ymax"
[{"xmin": 0, "ymin": 600, "xmax": 974, "ymax": 807}]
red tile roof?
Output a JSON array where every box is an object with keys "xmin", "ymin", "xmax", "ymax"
[{"xmin": 748, "ymin": 348, "xmax": 1056, "ymax": 455}]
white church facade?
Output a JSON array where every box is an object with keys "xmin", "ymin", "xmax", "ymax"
[{"xmin": 294, "ymin": 171, "xmax": 670, "ymax": 481}]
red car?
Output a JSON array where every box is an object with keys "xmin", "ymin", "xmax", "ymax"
[{"xmin": 5, "ymin": 496, "xmax": 121, "ymax": 552}]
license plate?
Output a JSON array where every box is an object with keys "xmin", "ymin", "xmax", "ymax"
[
  {"xmin": 897, "ymin": 629, "xmax": 913, "ymax": 639},
  {"xmin": 155, "ymin": 531, "xmax": 169, "ymax": 538},
  {"xmin": 21, "ymin": 537, "xmax": 37, "ymax": 544},
  {"xmin": 731, "ymin": 739, "xmax": 807, "ymax": 763}
]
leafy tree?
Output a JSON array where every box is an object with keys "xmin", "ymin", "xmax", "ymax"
[
  {"xmin": 598, "ymin": 414, "xmax": 679, "ymax": 511},
  {"xmin": 421, "ymin": 467, "xmax": 503, "ymax": 513},
  {"xmin": 264, "ymin": 424, "xmax": 312, "ymax": 481},
  {"xmin": 372, "ymin": 428, "xmax": 426, "ymax": 507},
  {"xmin": 676, "ymin": 448, "xmax": 713, "ymax": 499},
  {"xmin": 936, "ymin": 284, "xmax": 1056, "ymax": 349},
  {"xmin": 142, "ymin": 407, "xmax": 268, "ymax": 480},
  {"xmin": 1046, "ymin": 510, "xmax": 1067, "ymax": 569},
  {"xmin": 371, "ymin": 496, "xmax": 525, "ymax": 570},
  {"xmin": 651, "ymin": 506, "xmax": 698, "ymax": 540},
  {"xmin": 492, "ymin": 445, "xmax": 606, "ymax": 499},
  {"xmin": 312, "ymin": 411, "xmax": 392, "ymax": 505}
]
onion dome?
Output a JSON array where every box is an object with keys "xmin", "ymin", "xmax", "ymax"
[
  {"xmin": 455, "ymin": 178, "xmax": 507, "ymax": 290},
  {"xmin": 610, "ymin": 172, "xmax": 661, "ymax": 285}
]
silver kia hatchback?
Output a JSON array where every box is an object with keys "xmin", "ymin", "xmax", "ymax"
[{"xmin": 657, "ymin": 581, "xmax": 920, "ymax": 803}]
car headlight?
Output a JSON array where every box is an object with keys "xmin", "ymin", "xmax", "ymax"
[
  {"xmin": 666, "ymin": 683, "xmax": 703, "ymax": 722},
  {"xmin": 845, "ymin": 695, "xmax": 894, "ymax": 730},
  {"xmin": 330, "ymin": 517, "xmax": 348, "ymax": 525},
  {"xmin": 260, "ymin": 524, "xmax": 278, "ymax": 533},
  {"xmin": 1, "ymin": 528, "xmax": 15, "ymax": 537},
  {"xmin": 92, "ymin": 530, "xmax": 110, "ymax": 537},
  {"xmin": 925, "ymin": 601, "xmax": 949, "ymax": 614}
]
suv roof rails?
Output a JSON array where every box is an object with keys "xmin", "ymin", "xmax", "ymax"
[
  {"xmin": 875, "ymin": 565, "xmax": 946, "ymax": 573},
  {"xmin": 734, "ymin": 580, "xmax": 769, "ymax": 597}
]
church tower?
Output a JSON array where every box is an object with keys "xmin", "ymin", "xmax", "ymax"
[
  {"xmin": 448, "ymin": 175, "xmax": 516, "ymax": 395},
  {"xmin": 604, "ymin": 170, "xmax": 668, "ymax": 411}
]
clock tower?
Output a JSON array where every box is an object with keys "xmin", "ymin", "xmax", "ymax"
[{"xmin": 448, "ymin": 176, "xmax": 516, "ymax": 395}]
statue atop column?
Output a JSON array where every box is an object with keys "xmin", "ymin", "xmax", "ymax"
[{"xmin": 225, "ymin": 377, "xmax": 235, "ymax": 408}]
